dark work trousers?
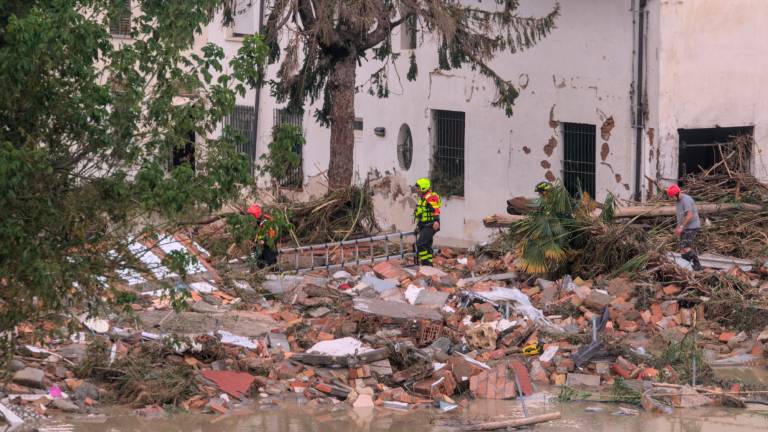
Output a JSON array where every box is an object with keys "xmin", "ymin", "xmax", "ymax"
[
  {"xmin": 415, "ymin": 223, "xmax": 437, "ymax": 266},
  {"xmin": 254, "ymin": 243, "xmax": 278, "ymax": 269}
]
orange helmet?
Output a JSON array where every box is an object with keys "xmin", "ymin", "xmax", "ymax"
[
  {"xmin": 247, "ymin": 204, "xmax": 262, "ymax": 219},
  {"xmin": 667, "ymin": 184, "xmax": 681, "ymax": 198}
]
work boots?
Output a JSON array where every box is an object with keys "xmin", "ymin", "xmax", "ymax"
[
  {"xmin": 682, "ymin": 251, "xmax": 703, "ymax": 271},
  {"xmin": 691, "ymin": 255, "xmax": 703, "ymax": 271}
]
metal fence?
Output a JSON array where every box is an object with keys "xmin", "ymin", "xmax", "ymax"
[
  {"xmin": 273, "ymin": 108, "xmax": 304, "ymax": 188},
  {"xmin": 224, "ymin": 105, "xmax": 257, "ymax": 175},
  {"xmin": 562, "ymin": 122, "xmax": 596, "ymax": 198},
  {"xmin": 433, "ymin": 110, "xmax": 465, "ymax": 196}
]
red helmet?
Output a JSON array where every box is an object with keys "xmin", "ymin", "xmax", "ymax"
[
  {"xmin": 667, "ymin": 184, "xmax": 681, "ymax": 198},
  {"xmin": 247, "ymin": 204, "xmax": 262, "ymax": 219}
]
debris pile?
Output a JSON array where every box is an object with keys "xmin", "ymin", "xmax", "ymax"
[{"xmin": 4, "ymin": 237, "xmax": 768, "ymax": 430}]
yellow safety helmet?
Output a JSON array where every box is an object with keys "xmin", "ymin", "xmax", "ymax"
[
  {"xmin": 416, "ymin": 178, "xmax": 431, "ymax": 192},
  {"xmin": 535, "ymin": 181, "xmax": 553, "ymax": 194}
]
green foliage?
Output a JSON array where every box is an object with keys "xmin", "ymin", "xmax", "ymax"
[
  {"xmin": 431, "ymin": 166, "xmax": 464, "ymax": 197},
  {"xmin": 512, "ymin": 182, "xmax": 577, "ymax": 275},
  {"xmin": 611, "ymin": 378, "xmax": 642, "ymax": 405},
  {"xmin": 662, "ymin": 336, "xmax": 709, "ymax": 384},
  {"xmin": 263, "ymin": 1, "xmax": 559, "ymax": 186},
  {"xmin": 0, "ymin": 0, "xmax": 266, "ymax": 332},
  {"xmin": 258, "ymin": 124, "xmax": 304, "ymax": 186},
  {"xmin": 555, "ymin": 385, "xmax": 591, "ymax": 403},
  {"xmin": 226, "ymin": 208, "xmax": 293, "ymax": 252}
]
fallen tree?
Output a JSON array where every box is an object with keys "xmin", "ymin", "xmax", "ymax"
[{"xmin": 484, "ymin": 202, "xmax": 764, "ymax": 228}]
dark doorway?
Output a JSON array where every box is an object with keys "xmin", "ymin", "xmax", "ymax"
[
  {"xmin": 678, "ymin": 126, "xmax": 753, "ymax": 179},
  {"xmin": 171, "ymin": 130, "xmax": 196, "ymax": 171}
]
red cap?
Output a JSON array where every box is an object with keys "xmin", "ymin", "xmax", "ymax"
[
  {"xmin": 247, "ymin": 204, "xmax": 262, "ymax": 219},
  {"xmin": 667, "ymin": 184, "xmax": 681, "ymax": 198}
]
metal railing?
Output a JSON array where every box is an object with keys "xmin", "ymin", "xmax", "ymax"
[{"xmin": 277, "ymin": 231, "xmax": 417, "ymax": 273}]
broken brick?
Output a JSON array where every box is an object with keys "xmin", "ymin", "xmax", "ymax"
[
  {"xmin": 584, "ymin": 291, "xmax": 611, "ymax": 311},
  {"xmin": 373, "ymin": 261, "xmax": 406, "ymax": 280},
  {"xmin": 639, "ymin": 368, "xmax": 659, "ymax": 380},
  {"xmin": 662, "ymin": 284, "xmax": 681, "ymax": 296},
  {"xmin": 719, "ymin": 332, "xmax": 737, "ymax": 343},
  {"xmin": 611, "ymin": 363, "xmax": 633, "ymax": 379},
  {"xmin": 619, "ymin": 319, "xmax": 639, "ymax": 333},
  {"xmin": 640, "ymin": 310, "xmax": 652, "ymax": 325},
  {"xmin": 566, "ymin": 373, "xmax": 600, "ymax": 388},
  {"xmin": 469, "ymin": 363, "xmax": 517, "ymax": 399},
  {"xmin": 507, "ymin": 359, "xmax": 534, "ymax": 396},
  {"xmin": 448, "ymin": 354, "xmax": 487, "ymax": 383},
  {"xmin": 650, "ymin": 303, "xmax": 663, "ymax": 323},
  {"xmin": 661, "ymin": 300, "xmax": 679, "ymax": 317},
  {"xmin": 201, "ymin": 370, "xmax": 256, "ymax": 399}
]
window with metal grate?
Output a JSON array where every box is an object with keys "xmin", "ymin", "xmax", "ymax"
[
  {"xmin": 109, "ymin": 0, "xmax": 131, "ymax": 36},
  {"xmin": 432, "ymin": 110, "xmax": 465, "ymax": 197},
  {"xmin": 562, "ymin": 122, "xmax": 596, "ymax": 198},
  {"xmin": 273, "ymin": 108, "xmax": 304, "ymax": 188},
  {"xmin": 224, "ymin": 105, "xmax": 257, "ymax": 175}
]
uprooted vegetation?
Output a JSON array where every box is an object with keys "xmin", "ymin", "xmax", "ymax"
[
  {"xmin": 191, "ymin": 184, "xmax": 379, "ymax": 262},
  {"xmin": 77, "ymin": 337, "xmax": 225, "ymax": 407},
  {"xmin": 493, "ymin": 135, "xmax": 768, "ymax": 331}
]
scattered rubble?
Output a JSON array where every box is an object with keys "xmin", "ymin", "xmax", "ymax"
[{"xmin": 6, "ymin": 173, "xmax": 768, "ymax": 431}]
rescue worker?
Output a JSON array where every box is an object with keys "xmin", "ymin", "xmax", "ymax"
[
  {"xmin": 667, "ymin": 184, "xmax": 703, "ymax": 271},
  {"xmin": 413, "ymin": 178, "xmax": 442, "ymax": 266},
  {"xmin": 247, "ymin": 204, "xmax": 278, "ymax": 268}
]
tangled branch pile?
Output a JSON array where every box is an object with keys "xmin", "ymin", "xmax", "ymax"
[
  {"xmin": 79, "ymin": 339, "xmax": 198, "ymax": 407},
  {"xmin": 284, "ymin": 185, "xmax": 379, "ymax": 245},
  {"xmin": 504, "ymin": 134, "xmax": 768, "ymax": 279},
  {"xmin": 680, "ymin": 135, "xmax": 768, "ymax": 203}
]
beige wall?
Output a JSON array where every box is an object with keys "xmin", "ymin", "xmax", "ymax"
[{"xmin": 650, "ymin": 0, "xmax": 768, "ymax": 189}]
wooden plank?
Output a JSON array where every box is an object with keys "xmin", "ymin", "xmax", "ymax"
[{"xmin": 461, "ymin": 412, "xmax": 562, "ymax": 431}]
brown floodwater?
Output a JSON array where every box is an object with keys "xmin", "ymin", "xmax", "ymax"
[{"xmin": 35, "ymin": 395, "xmax": 768, "ymax": 432}]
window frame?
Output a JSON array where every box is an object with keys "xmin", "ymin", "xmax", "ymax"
[
  {"xmin": 562, "ymin": 122, "xmax": 597, "ymax": 198},
  {"xmin": 431, "ymin": 109, "xmax": 466, "ymax": 197}
]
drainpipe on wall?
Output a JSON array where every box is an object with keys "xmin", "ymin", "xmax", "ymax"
[
  {"xmin": 250, "ymin": 0, "xmax": 266, "ymax": 176},
  {"xmin": 633, "ymin": 0, "xmax": 647, "ymax": 201}
]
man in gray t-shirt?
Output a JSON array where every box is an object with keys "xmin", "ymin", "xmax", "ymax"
[{"xmin": 668, "ymin": 184, "xmax": 702, "ymax": 271}]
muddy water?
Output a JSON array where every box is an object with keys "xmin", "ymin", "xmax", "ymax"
[{"xmin": 45, "ymin": 398, "xmax": 768, "ymax": 432}]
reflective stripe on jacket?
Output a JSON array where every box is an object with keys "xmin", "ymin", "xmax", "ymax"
[{"xmin": 414, "ymin": 191, "xmax": 442, "ymax": 224}]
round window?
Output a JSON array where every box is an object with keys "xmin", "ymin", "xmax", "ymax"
[{"xmin": 397, "ymin": 124, "xmax": 413, "ymax": 170}]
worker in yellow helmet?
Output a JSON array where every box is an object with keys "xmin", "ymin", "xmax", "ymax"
[{"xmin": 413, "ymin": 178, "xmax": 442, "ymax": 266}]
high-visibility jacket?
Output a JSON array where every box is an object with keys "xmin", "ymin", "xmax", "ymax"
[
  {"xmin": 256, "ymin": 215, "xmax": 277, "ymax": 242},
  {"xmin": 414, "ymin": 191, "xmax": 442, "ymax": 224}
]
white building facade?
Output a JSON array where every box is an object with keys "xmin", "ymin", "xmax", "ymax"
[{"xmin": 115, "ymin": 0, "xmax": 768, "ymax": 246}]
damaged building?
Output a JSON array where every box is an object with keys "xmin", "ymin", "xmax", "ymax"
[{"xmin": 110, "ymin": 0, "xmax": 768, "ymax": 246}]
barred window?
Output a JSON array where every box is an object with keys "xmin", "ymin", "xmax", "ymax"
[
  {"xmin": 562, "ymin": 122, "xmax": 596, "ymax": 198},
  {"xmin": 109, "ymin": 0, "xmax": 131, "ymax": 36},
  {"xmin": 224, "ymin": 105, "xmax": 257, "ymax": 175},
  {"xmin": 432, "ymin": 110, "xmax": 465, "ymax": 197},
  {"xmin": 274, "ymin": 108, "xmax": 304, "ymax": 188}
]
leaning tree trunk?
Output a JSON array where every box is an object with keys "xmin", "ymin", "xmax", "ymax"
[{"xmin": 327, "ymin": 55, "xmax": 356, "ymax": 190}]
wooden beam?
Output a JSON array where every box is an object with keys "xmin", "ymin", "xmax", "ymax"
[{"xmin": 461, "ymin": 411, "xmax": 562, "ymax": 431}]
